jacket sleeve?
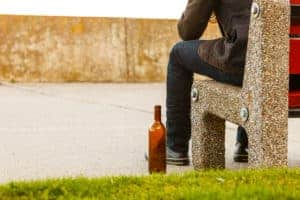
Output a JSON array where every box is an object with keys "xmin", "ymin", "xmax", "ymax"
[{"xmin": 178, "ymin": 0, "xmax": 216, "ymax": 41}]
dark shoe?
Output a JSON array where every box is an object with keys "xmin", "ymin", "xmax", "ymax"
[
  {"xmin": 166, "ymin": 147, "xmax": 190, "ymax": 166},
  {"xmin": 144, "ymin": 147, "xmax": 190, "ymax": 166},
  {"xmin": 233, "ymin": 142, "xmax": 248, "ymax": 163}
]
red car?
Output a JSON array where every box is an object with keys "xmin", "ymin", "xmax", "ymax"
[{"xmin": 289, "ymin": 0, "xmax": 300, "ymax": 117}]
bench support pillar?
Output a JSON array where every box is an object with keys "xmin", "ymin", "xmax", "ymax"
[
  {"xmin": 192, "ymin": 112, "xmax": 225, "ymax": 169},
  {"xmin": 191, "ymin": 0, "xmax": 290, "ymax": 169}
]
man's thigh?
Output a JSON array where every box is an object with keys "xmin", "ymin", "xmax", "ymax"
[{"xmin": 172, "ymin": 40, "xmax": 243, "ymax": 86}]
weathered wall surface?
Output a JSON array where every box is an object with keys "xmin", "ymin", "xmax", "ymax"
[
  {"xmin": 0, "ymin": 15, "xmax": 220, "ymax": 82},
  {"xmin": 125, "ymin": 18, "xmax": 178, "ymax": 82}
]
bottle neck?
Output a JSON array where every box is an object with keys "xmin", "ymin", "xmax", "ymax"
[{"xmin": 154, "ymin": 106, "xmax": 161, "ymax": 122}]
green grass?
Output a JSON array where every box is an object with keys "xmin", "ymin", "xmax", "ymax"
[{"xmin": 0, "ymin": 168, "xmax": 300, "ymax": 200}]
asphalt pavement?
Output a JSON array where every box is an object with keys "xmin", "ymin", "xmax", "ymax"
[{"xmin": 0, "ymin": 83, "xmax": 299, "ymax": 183}]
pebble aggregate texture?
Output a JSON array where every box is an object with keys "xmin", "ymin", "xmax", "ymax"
[
  {"xmin": 0, "ymin": 15, "xmax": 220, "ymax": 82},
  {"xmin": 191, "ymin": 0, "xmax": 290, "ymax": 169}
]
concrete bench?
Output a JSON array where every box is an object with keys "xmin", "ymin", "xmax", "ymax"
[{"xmin": 191, "ymin": 0, "xmax": 290, "ymax": 169}]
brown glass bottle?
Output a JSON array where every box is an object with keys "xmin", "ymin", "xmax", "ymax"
[{"xmin": 148, "ymin": 105, "xmax": 166, "ymax": 174}]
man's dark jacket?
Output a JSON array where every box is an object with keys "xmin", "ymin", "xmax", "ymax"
[{"xmin": 178, "ymin": 0, "xmax": 252, "ymax": 75}]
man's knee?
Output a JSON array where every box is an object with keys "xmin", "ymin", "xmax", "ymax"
[
  {"xmin": 171, "ymin": 41, "xmax": 186, "ymax": 56},
  {"xmin": 169, "ymin": 41, "xmax": 185, "ymax": 64}
]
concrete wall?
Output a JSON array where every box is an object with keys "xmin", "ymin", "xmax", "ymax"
[{"xmin": 0, "ymin": 15, "xmax": 221, "ymax": 82}]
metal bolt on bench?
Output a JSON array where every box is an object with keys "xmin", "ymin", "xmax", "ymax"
[{"xmin": 191, "ymin": 0, "xmax": 290, "ymax": 169}]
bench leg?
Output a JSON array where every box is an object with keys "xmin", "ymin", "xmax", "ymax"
[
  {"xmin": 246, "ymin": 122, "xmax": 288, "ymax": 168},
  {"xmin": 192, "ymin": 112, "xmax": 225, "ymax": 169}
]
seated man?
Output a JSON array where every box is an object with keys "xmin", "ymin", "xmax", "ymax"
[{"xmin": 166, "ymin": 0, "xmax": 252, "ymax": 165}]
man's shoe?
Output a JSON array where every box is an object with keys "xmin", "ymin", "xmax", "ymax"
[
  {"xmin": 144, "ymin": 147, "xmax": 190, "ymax": 166},
  {"xmin": 166, "ymin": 147, "xmax": 190, "ymax": 166},
  {"xmin": 233, "ymin": 142, "xmax": 248, "ymax": 163}
]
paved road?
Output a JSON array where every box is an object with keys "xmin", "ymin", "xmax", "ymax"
[{"xmin": 0, "ymin": 83, "xmax": 299, "ymax": 183}]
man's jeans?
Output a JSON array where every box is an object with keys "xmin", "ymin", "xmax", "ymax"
[{"xmin": 166, "ymin": 40, "xmax": 248, "ymax": 153}]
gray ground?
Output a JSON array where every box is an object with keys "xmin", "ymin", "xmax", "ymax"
[{"xmin": 0, "ymin": 83, "xmax": 299, "ymax": 183}]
